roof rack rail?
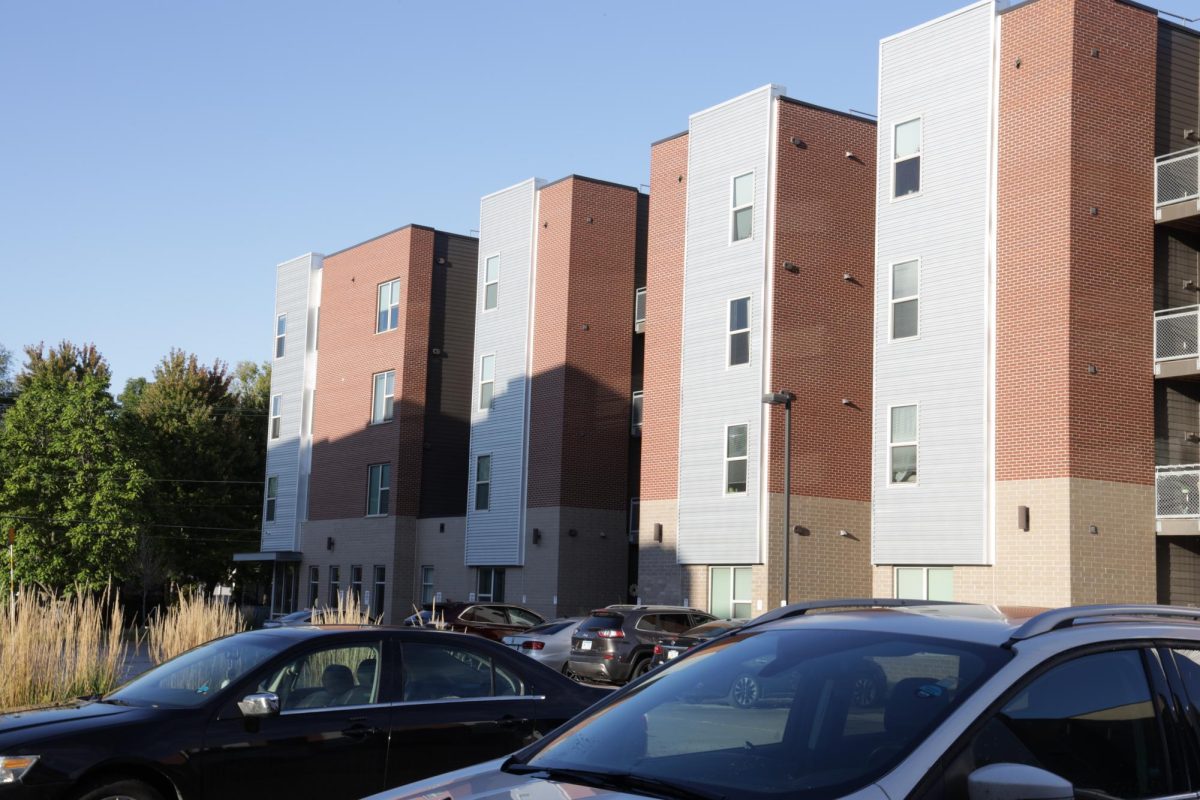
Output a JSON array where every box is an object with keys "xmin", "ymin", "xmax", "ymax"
[
  {"xmin": 1006, "ymin": 604, "xmax": 1200, "ymax": 645},
  {"xmin": 739, "ymin": 597, "xmax": 963, "ymax": 633}
]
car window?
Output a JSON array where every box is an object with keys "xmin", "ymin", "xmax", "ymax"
[
  {"xmin": 463, "ymin": 605, "xmax": 507, "ymax": 625},
  {"xmin": 507, "ymin": 607, "xmax": 544, "ymax": 628},
  {"xmin": 635, "ymin": 614, "xmax": 660, "ymax": 632},
  {"xmin": 107, "ymin": 636, "xmax": 279, "ymax": 708},
  {"xmin": 579, "ymin": 614, "xmax": 624, "ymax": 632},
  {"xmin": 525, "ymin": 620, "xmax": 575, "ymax": 636},
  {"xmin": 402, "ymin": 642, "xmax": 524, "ymax": 701},
  {"xmin": 690, "ymin": 613, "xmax": 718, "ymax": 629},
  {"xmin": 944, "ymin": 649, "xmax": 1169, "ymax": 800},
  {"xmin": 658, "ymin": 614, "xmax": 694, "ymax": 635},
  {"xmin": 259, "ymin": 642, "xmax": 382, "ymax": 711}
]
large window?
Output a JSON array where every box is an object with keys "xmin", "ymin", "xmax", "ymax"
[
  {"xmin": 889, "ymin": 405, "xmax": 918, "ymax": 485},
  {"xmin": 631, "ymin": 390, "xmax": 644, "ymax": 434},
  {"xmin": 475, "ymin": 455, "xmax": 491, "ymax": 511},
  {"xmin": 275, "ymin": 314, "xmax": 286, "ymax": 359},
  {"xmin": 725, "ymin": 424, "xmax": 748, "ymax": 494},
  {"xmin": 729, "ymin": 297, "xmax": 750, "ymax": 366},
  {"xmin": 732, "ymin": 172, "xmax": 754, "ymax": 242},
  {"xmin": 711, "ymin": 566, "xmax": 752, "ymax": 619},
  {"xmin": 308, "ymin": 566, "xmax": 319, "ymax": 608},
  {"xmin": 329, "ymin": 565, "xmax": 341, "ymax": 609},
  {"xmin": 367, "ymin": 463, "xmax": 390, "ymax": 516},
  {"xmin": 890, "ymin": 259, "xmax": 919, "ymax": 340},
  {"xmin": 895, "ymin": 566, "xmax": 951, "ymax": 601},
  {"xmin": 270, "ymin": 394, "xmax": 282, "ymax": 439},
  {"xmin": 893, "ymin": 117, "xmax": 921, "ymax": 198},
  {"xmin": 372, "ymin": 566, "xmax": 386, "ymax": 618},
  {"xmin": 377, "ymin": 279, "xmax": 400, "ymax": 333},
  {"xmin": 371, "ymin": 370, "xmax": 395, "ymax": 424},
  {"xmin": 634, "ymin": 287, "xmax": 647, "ymax": 332},
  {"xmin": 265, "ymin": 476, "xmax": 278, "ymax": 522},
  {"xmin": 483, "ymin": 255, "xmax": 500, "ymax": 311},
  {"xmin": 479, "ymin": 354, "xmax": 495, "ymax": 410},
  {"xmin": 477, "ymin": 567, "xmax": 505, "ymax": 602},
  {"xmin": 420, "ymin": 565, "xmax": 434, "ymax": 605}
]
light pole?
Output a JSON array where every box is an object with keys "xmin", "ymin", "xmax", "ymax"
[{"xmin": 763, "ymin": 390, "xmax": 794, "ymax": 607}]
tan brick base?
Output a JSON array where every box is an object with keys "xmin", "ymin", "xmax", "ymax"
[{"xmin": 300, "ymin": 516, "xmax": 415, "ymax": 624}]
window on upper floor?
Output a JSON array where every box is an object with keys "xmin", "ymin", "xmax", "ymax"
[
  {"xmin": 377, "ymin": 279, "xmax": 400, "ymax": 333},
  {"xmin": 893, "ymin": 118, "xmax": 921, "ymax": 198},
  {"xmin": 729, "ymin": 297, "xmax": 750, "ymax": 366},
  {"xmin": 891, "ymin": 259, "xmax": 919, "ymax": 340},
  {"xmin": 270, "ymin": 394, "xmax": 282, "ymax": 439},
  {"xmin": 632, "ymin": 390, "xmax": 644, "ymax": 435},
  {"xmin": 265, "ymin": 476, "xmax": 278, "ymax": 522},
  {"xmin": 479, "ymin": 355, "xmax": 495, "ymax": 411},
  {"xmin": 889, "ymin": 404, "xmax": 918, "ymax": 485},
  {"xmin": 367, "ymin": 463, "xmax": 390, "ymax": 516},
  {"xmin": 475, "ymin": 454, "xmax": 491, "ymax": 511},
  {"xmin": 726, "ymin": 424, "xmax": 748, "ymax": 495},
  {"xmin": 732, "ymin": 172, "xmax": 754, "ymax": 242},
  {"xmin": 275, "ymin": 314, "xmax": 287, "ymax": 359},
  {"xmin": 484, "ymin": 255, "xmax": 500, "ymax": 311},
  {"xmin": 634, "ymin": 287, "xmax": 647, "ymax": 332},
  {"xmin": 371, "ymin": 370, "xmax": 395, "ymax": 424}
]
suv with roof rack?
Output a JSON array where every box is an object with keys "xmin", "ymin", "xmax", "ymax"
[
  {"xmin": 567, "ymin": 605, "xmax": 717, "ymax": 685},
  {"xmin": 367, "ymin": 599, "xmax": 1200, "ymax": 800}
]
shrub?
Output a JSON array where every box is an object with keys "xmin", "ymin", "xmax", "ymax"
[
  {"xmin": 146, "ymin": 587, "xmax": 246, "ymax": 665},
  {"xmin": 312, "ymin": 593, "xmax": 379, "ymax": 625}
]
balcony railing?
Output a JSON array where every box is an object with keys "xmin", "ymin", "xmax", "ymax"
[
  {"xmin": 1155, "ymin": 306, "xmax": 1200, "ymax": 362},
  {"xmin": 1157, "ymin": 147, "xmax": 1200, "ymax": 208},
  {"xmin": 1158, "ymin": 465, "xmax": 1200, "ymax": 517}
]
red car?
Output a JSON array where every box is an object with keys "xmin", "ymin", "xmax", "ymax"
[{"xmin": 405, "ymin": 602, "xmax": 546, "ymax": 641}]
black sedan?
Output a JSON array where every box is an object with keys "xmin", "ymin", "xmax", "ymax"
[{"xmin": 0, "ymin": 625, "xmax": 605, "ymax": 800}]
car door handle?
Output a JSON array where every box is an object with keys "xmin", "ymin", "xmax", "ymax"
[
  {"xmin": 342, "ymin": 720, "xmax": 380, "ymax": 739},
  {"xmin": 497, "ymin": 715, "xmax": 522, "ymax": 728}
]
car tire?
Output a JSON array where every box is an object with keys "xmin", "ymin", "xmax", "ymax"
[
  {"xmin": 75, "ymin": 778, "xmax": 165, "ymax": 800},
  {"xmin": 630, "ymin": 657, "xmax": 652, "ymax": 681},
  {"xmin": 729, "ymin": 673, "xmax": 762, "ymax": 709},
  {"xmin": 852, "ymin": 664, "xmax": 888, "ymax": 708}
]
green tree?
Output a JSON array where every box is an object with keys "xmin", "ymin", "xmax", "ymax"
[{"xmin": 0, "ymin": 342, "xmax": 147, "ymax": 591}]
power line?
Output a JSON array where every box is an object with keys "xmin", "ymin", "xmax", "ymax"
[
  {"xmin": 0, "ymin": 513, "xmax": 263, "ymax": 533},
  {"xmin": 0, "ymin": 471, "xmax": 263, "ymax": 485}
]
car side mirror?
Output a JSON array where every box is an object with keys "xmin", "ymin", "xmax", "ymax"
[
  {"xmin": 237, "ymin": 692, "xmax": 280, "ymax": 718},
  {"xmin": 968, "ymin": 763, "xmax": 1073, "ymax": 800}
]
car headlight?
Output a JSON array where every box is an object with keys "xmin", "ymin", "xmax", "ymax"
[{"xmin": 0, "ymin": 755, "xmax": 38, "ymax": 784}]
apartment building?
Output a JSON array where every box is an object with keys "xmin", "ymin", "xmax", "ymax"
[
  {"xmin": 870, "ymin": 0, "xmax": 1200, "ymax": 606},
  {"xmin": 637, "ymin": 86, "xmax": 878, "ymax": 617},
  {"xmin": 238, "ymin": 225, "xmax": 479, "ymax": 622},
  {"xmin": 415, "ymin": 176, "xmax": 647, "ymax": 619}
]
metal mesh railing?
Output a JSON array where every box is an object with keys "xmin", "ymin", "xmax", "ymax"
[
  {"xmin": 1158, "ymin": 465, "xmax": 1200, "ymax": 517},
  {"xmin": 1155, "ymin": 306, "xmax": 1200, "ymax": 361},
  {"xmin": 1157, "ymin": 148, "xmax": 1200, "ymax": 207}
]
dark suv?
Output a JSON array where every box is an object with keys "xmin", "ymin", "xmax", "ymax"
[{"xmin": 567, "ymin": 605, "xmax": 716, "ymax": 684}]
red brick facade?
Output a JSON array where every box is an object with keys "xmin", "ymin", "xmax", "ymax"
[{"xmin": 996, "ymin": 0, "xmax": 1156, "ymax": 485}]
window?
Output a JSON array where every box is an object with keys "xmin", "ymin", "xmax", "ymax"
[
  {"xmin": 258, "ymin": 642, "xmax": 382, "ymax": 711},
  {"xmin": 275, "ymin": 314, "xmax": 286, "ymax": 359},
  {"xmin": 895, "ymin": 566, "xmax": 952, "ymax": 601},
  {"xmin": 329, "ymin": 565, "xmax": 341, "ymax": 609},
  {"xmin": 372, "ymin": 566, "xmax": 386, "ymax": 618},
  {"xmin": 726, "ymin": 424, "xmax": 748, "ymax": 494},
  {"xmin": 479, "ymin": 355, "xmax": 495, "ymax": 410},
  {"xmin": 508, "ymin": 607, "xmax": 543, "ymax": 628},
  {"xmin": 891, "ymin": 260, "xmax": 919, "ymax": 340},
  {"xmin": 711, "ymin": 566, "xmax": 753, "ymax": 619},
  {"xmin": 401, "ymin": 642, "xmax": 523, "ymax": 701},
  {"xmin": 350, "ymin": 565, "xmax": 363, "ymax": 608},
  {"xmin": 308, "ymin": 566, "xmax": 319, "ymax": 608},
  {"xmin": 629, "ymin": 498, "xmax": 640, "ymax": 542},
  {"xmin": 270, "ymin": 394, "xmax": 282, "ymax": 439},
  {"xmin": 475, "ymin": 455, "xmax": 491, "ymax": 511},
  {"xmin": 631, "ymin": 390, "xmax": 644, "ymax": 434},
  {"xmin": 265, "ymin": 476, "xmax": 278, "ymax": 522},
  {"xmin": 893, "ymin": 118, "xmax": 921, "ymax": 198},
  {"xmin": 377, "ymin": 279, "xmax": 400, "ymax": 333},
  {"xmin": 483, "ymin": 255, "xmax": 500, "ymax": 311},
  {"xmin": 732, "ymin": 172, "xmax": 754, "ymax": 241},
  {"xmin": 634, "ymin": 287, "xmax": 647, "ymax": 332},
  {"xmin": 371, "ymin": 370, "xmax": 395, "ymax": 424},
  {"xmin": 367, "ymin": 463, "xmax": 390, "ymax": 516},
  {"xmin": 729, "ymin": 297, "xmax": 750, "ymax": 366},
  {"xmin": 477, "ymin": 567, "xmax": 505, "ymax": 602},
  {"xmin": 889, "ymin": 405, "xmax": 918, "ymax": 484},
  {"xmin": 420, "ymin": 565, "xmax": 434, "ymax": 605}
]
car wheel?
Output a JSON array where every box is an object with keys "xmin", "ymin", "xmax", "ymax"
[
  {"xmin": 852, "ymin": 664, "xmax": 888, "ymax": 708},
  {"xmin": 630, "ymin": 657, "xmax": 653, "ymax": 680},
  {"xmin": 75, "ymin": 778, "xmax": 165, "ymax": 800},
  {"xmin": 729, "ymin": 673, "xmax": 762, "ymax": 708}
]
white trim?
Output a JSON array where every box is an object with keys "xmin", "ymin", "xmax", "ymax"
[
  {"xmin": 366, "ymin": 462, "xmax": 390, "ymax": 517},
  {"xmin": 375, "ymin": 279, "xmax": 401, "ymax": 334},
  {"xmin": 984, "ymin": 9, "xmax": 1002, "ymax": 571},
  {"xmin": 888, "ymin": 258, "xmax": 921, "ymax": 342},
  {"xmin": 674, "ymin": 129, "xmax": 694, "ymax": 566},
  {"xmin": 269, "ymin": 394, "xmax": 282, "ymax": 439},
  {"xmin": 274, "ymin": 313, "xmax": 287, "ymax": 359},
  {"xmin": 479, "ymin": 176, "xmax": 542, "ymax": 203},
  {"xmin": 887, "ymin": 403, "xmax": 919, "ymax": 488},
  {"xmin": 370, "ymin": 370, "xmax": 395, "ymax": 424},
  {"xmin": 478, "ymin": 353, "xmax": 496, "ymax": 411},
  {"xmin": 475, "ymin": 453, "xmax": 492, "ymax": 512},
  {"xmin": 518, "ymin": 184, "xmax": 545, "ymax": 568},
  {"xmin": 727, "ymin": 295, "xmax": 752, "ymax": 367},
  {"xmin": 730, "ymin": 170, "xmax": 756, "ymax": 244},
  {"xmin": 634, "ymin": 286, "xmax": 647, "ymax": 331},
  {"xmin": 265, "ymin": 475, "xmax": 279, "ymax": 523},
  {"xmin": 631, "ymin": 389, "xmax": 644, "ymax": 434},
  {"xmin": 890, "ymin": 115, "xmax": 923, "ymax": 202},
  {"xmin": 880, "ymin": 0, "xmax": 992, "ymax": 45},
  {"xmin": 760, "ymin": 96, "xmax": 780, "ymax": 568},
  {"xmin": 708, "ymin": 565, "xmax": 754, "ymax": 619},
  {"xmin": 482, "ymin": 253, "xmax": 501, "ymax": 312},
  {"xmin": 688, "ymin": 83, "xmax": 786, "ymax": 121},
  {"xmin": 893, "ymin": 565, "xmax": 955, "ymax": 601},
  {"xmin": 724, "ymin": 422, "xmax": 750, "ymax": 496},
  {"xmin": 871, "ymin": 35, "xmax": 883, "ymax": 567}
]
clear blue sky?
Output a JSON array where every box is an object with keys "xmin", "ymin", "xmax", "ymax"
[{"xmin": 0, "ymin": 1, "xmax": 997, "ymax": 390}]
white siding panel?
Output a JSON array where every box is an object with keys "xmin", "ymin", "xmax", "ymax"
[
  {"xmin": 677, "ymin": 86, "xmax": 778, "ymax": 564},
  {"xmin": 872, "ymin": 2, "xmax": 994, "ymax": 565},
  {"xmin": 262, "ymin": 253, "xmax": 321, "ymax": 553},
  {"xmin": 466, "ymin": 179, "xmax": 541, "ymax": 566}
]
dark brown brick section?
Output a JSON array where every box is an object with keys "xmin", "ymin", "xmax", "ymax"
[
  {"xmin": 641, "ymin": 134, "xmax": 688, "ymax": 503},
  {"xmin": 527, "ymin": 177, "xmax": 639, "ymax": 511},
  {"xmin": 769, "ymin": 100, "xmax": 876, "ymax": 502},
  {"xmin": 996, "ymin": 0, "xmax": 1156, "ymax": 485}
]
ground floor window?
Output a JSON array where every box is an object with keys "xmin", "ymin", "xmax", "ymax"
[
  {"xmin": 329, "ymin": 565, "xmax": 341, "ymax": 609},
  {"xmin": 895, "ymin": 566, "xmax": 953, "ymax": 601},
  {"xmin": 350, "ymin": 565, "xmax": 363, "ymax": 608},
  {"xmin": 477, "ymin": 567, "xmax": 505, "ymax": 602},
  {"xmin": 421, "ymin": 565, "xmax": 435, "ymax": 605},
  {"xmin": 710, "ymin": 566, "xmax": 752, "ymax": 619},
  {"xmin": 372, "ymin": 566, "xmax": 386, "ymax": 618},
  {"xmin": 308, "ymin": 566, "xmax": 319, "ymax": 608}
]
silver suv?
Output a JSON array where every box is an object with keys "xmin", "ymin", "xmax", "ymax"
[{"xmin": 365, "ymin": 599, "xmax": 1200, "ymax": 800}]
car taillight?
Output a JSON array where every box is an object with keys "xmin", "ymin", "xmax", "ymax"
[
  {"xmin": 597, "ymin": 629, "xmax": 625, "ymax": 638},
  {"xmin": 521, "ymin": 641, "xmax": 545, "ymax": 650},
  {"xmin": 653, "ymin": 644, "xmax": 663, "ymax": 655}
]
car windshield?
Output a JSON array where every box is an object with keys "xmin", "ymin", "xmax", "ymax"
[
  {"xmin": 523, "ymin": 627, "xmax": 1009, "ymax": 800},
  {"xmin": 105, "ymin": 634, "xmax": 282, "ymax": 708},
  {"xmin": 685, "ymin": 620, "xmax": 743, "ymax": 639}
]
